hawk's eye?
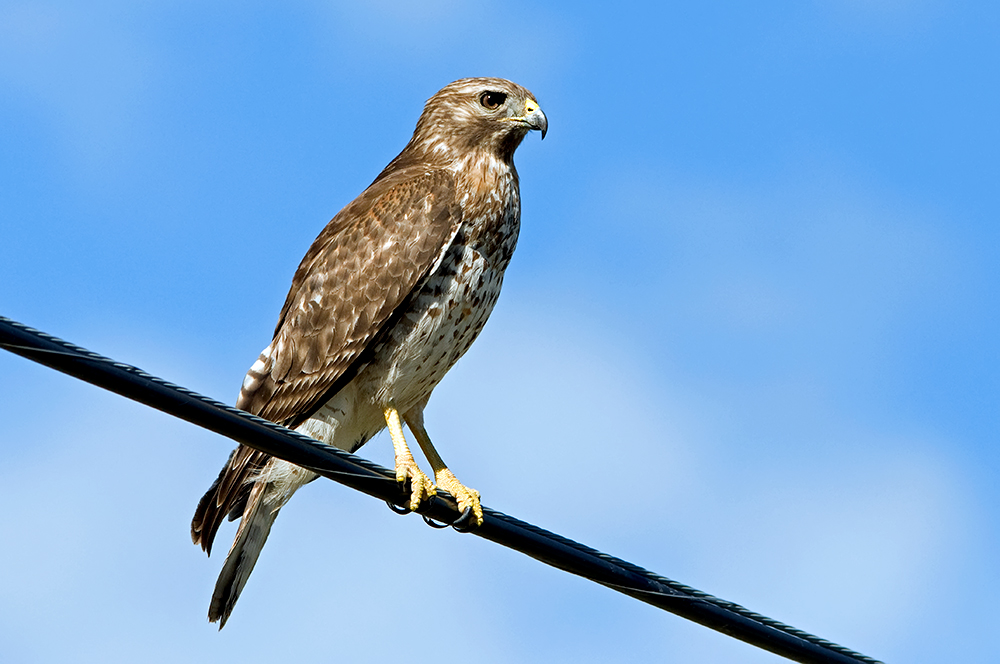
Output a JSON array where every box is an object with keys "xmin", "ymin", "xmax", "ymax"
[{"xmin": 479, "ymin": 91, "xmax": 507, "ymax": 110}]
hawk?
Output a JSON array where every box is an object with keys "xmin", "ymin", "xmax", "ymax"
[{"xmin": 191, "ymin": 78, "xmax": 547, "ymax": 627}]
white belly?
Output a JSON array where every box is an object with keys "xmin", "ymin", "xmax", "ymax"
[{"xmin": 371, "ymin": 242, "xmax": 504, "ymax": 411}]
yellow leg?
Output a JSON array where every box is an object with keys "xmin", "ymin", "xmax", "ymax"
[
  {"xmin": 384, "ymin": 406, "xmax": 435, "ymax": 511},
  {"xmin": 403, "ymin": 408, "xmax": 483, "ymax": 527}
]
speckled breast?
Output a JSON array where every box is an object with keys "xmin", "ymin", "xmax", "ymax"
[{"xmin": 369, "ymin": 183, "xmax": 521, "ymax": 412}]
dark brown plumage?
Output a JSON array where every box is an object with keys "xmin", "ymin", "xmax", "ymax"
[{"xmin": 191, "ymin": 77, "xmax": 546, "ymax": 627}]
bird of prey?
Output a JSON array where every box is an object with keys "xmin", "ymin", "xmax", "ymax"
[{"xmin": 190, "ymin": 77, "xmax": 547, "ymax": 627}]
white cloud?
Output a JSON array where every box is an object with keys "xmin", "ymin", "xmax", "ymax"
[
  {"xmin": 429, "ymin": 297, "xmax": 971, "ymax": 660},
  {"xmin": 0, "ymin": 287, "xmax": 978, "ymax": 663},
  {"xmin": 821, "ymin": 0, "xmax": 945, "ymax": 38}
]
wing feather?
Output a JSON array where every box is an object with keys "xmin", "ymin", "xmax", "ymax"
[
  {"xmin": 192, "ymin": 168, "xmax": 462, "ymax": 552},
  {"xmin": 251, "ymin": 169, "xmax": 462, "ymax": 424}
]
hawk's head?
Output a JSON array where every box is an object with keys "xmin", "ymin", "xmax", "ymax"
[{"xmin": 409, "ymin": 77, "xmax": 547, "ymax": 164}]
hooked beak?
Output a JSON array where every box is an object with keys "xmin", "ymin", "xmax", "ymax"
[{"xmin": 521, "ymin": 98, "xmax": 548, "ymax": 139}]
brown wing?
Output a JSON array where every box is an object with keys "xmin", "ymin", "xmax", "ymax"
[{"xmin": 192, "ymin": 168, "xmax": 462, "ymax": 553}]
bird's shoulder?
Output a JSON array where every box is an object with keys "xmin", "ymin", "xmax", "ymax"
[
  {"xmin": 237, "ymin": 165, "xmax": 464, "ymax": 425},
  {"xmin": 274, "ymin": 166, "xmax": 459, "ymax": 330}
]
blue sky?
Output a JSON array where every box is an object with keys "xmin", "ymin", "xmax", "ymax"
[{"xmin": 1, "ymin": 1, "xmax": 997, "ymax": 662}]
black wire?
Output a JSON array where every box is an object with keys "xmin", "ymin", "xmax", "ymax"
[{"xmin": 0, "ymin": 316, "xmax": 883, "ymax": 664}]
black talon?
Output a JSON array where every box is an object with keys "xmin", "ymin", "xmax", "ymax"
[
  {"xmin": 422, "ymin": 514, "xmax": 450, "ymax": 529},
  {"xmin": 386, "ymin": 500, "xmax": 411, "ymax": 515},
  {"xmin": 451, "ymin": 506, "xmax": 478, "ymax": 532}
]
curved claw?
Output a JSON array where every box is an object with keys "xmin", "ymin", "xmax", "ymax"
[
  {"xmin": 435, "ymin": 469, "xmax": 483, "ymax": 528},
  {"xmin": 422, "ymin": 514, "xmax": 451, "ymax": 529},
  {"xmin": 396, "ymin": 455, "xmax": 436, "ymax": 511},
  {"xmin": 386, "ymin": 500, "xmax": 411, "ymax": 515},
  {"xmin": 419, "ymin": 506, "xmax": 480, "ymax": 531},
  {"xmin": 451, "ymin": 506, "xmax": 479, "ymax": 532}
]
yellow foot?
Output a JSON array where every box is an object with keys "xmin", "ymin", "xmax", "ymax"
[
  {"xmin": 395, "ymin": 451, "xmax": 436, "ymax": 511},
  {"xmin": 435, "ymin": 468, "xmax": 483, "ymax": 527}
]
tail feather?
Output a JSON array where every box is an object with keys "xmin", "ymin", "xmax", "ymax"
[
  {"xmin": 191, "ymin": 446, "xmax": 271, "ymax": 556},
  {"xmin": 208, "ymin": 479, "xmax": 279, "ymax": 628},
  {"xmin": 198, "ymin": 457, "xmax": 318, "ymax": 627}
]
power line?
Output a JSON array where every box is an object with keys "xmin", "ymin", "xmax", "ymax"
[{"xmin": 0, "ymin": 315, "xmax": 883, "ymax": 664}]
